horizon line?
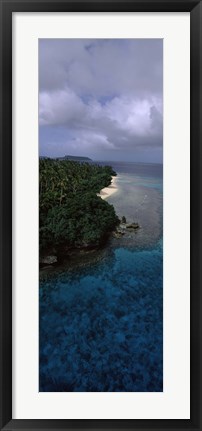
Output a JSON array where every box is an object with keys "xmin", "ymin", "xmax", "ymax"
[{"xmin": 39, "ymin": 155, "xmax": 163, "ymax": 165}]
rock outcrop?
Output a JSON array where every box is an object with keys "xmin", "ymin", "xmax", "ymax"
[{"xmin": 40, "ymin": 255, "xmax": 57, "ymax": 265}]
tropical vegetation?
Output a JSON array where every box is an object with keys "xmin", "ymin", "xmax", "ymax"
[{"xmin": 39, "ymin": 158, "xmax": 119, "ymax": 257}]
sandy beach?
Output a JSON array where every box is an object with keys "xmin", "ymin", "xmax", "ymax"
[{"xmin": 97, "ymin": 176, "xmax": 118, "ymax": 200}]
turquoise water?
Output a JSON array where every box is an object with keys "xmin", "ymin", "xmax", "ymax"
[{"xmin": 39, "ymin": 162, "xmax": 163, "ymax": 392}]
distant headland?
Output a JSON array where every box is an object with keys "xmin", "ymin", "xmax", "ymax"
[
  {"xmin": 59, "ymin": 155, "xmax": 93, "ymax": 161},
  {"xmin": 40, "ymin": 155, "xmax": 92, "ymax": 162}
]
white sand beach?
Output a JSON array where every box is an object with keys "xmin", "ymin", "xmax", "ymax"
[{"xmin": 97, "ymin": 176, "xmax": 118, "ymax": 200}]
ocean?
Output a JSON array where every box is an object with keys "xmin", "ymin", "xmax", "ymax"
[{"xmin": 39, "ymin": 162, "xmax": 163, "ymax": 392}]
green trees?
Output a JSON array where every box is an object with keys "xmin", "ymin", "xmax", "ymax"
[{"xmin": 39, "ymin": 159, "xmax": 118, "ymax": 255}]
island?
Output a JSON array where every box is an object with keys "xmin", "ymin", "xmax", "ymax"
[
  {"xmin": 39, "ymin": 158, "xmax": 119, "ymax": 266},
  {"xmin": 57, "ymin": 155, "xmax": 92, "ymax": 162}
]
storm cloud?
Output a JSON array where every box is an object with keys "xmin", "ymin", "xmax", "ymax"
[{"xmin": 39, "ymin": 39, "xmax": 163, "ymax": 162}]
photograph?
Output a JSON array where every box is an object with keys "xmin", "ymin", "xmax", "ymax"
[
  {"xmin": 1, "ymin": 0, "xmax": 201, "ymax": 427},
  {"xmin": 39, "ymin": 38, "xmax": 163, "ymax": 392}
]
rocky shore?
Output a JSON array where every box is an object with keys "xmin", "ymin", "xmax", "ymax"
[
  {"xmin": 40, "ymin": 219, "xmax": 140, "ymax": 269},
  {"xmin": 112, "ymin": 221, "xmax": 140, "ymax": 238}
]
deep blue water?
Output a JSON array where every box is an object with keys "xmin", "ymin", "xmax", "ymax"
[{"xmin": 39, "ymin": 162, "xmax": 163, "ymax": 392}]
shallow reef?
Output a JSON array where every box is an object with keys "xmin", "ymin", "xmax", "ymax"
[{"xmin": 40, "ymin": 240, "xmax": 163, "ymax": 392}]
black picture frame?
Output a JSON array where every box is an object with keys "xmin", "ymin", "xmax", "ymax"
[{"xmin": 0, "ymin": 1, "xmax": 201, "ymax": 430}]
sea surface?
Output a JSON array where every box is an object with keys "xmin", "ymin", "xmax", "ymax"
[{"xmin": 39, "ymin": 162, "xmax": 163, "ymax": 392}]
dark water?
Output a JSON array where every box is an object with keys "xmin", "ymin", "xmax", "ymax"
[{"xmin": 39, "ymin": 162, "xmax": 163, "ymax": 392}]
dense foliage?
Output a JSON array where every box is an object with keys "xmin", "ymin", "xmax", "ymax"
[{"xmin": 39, "ymin": 159, "xmax": 119, "ymax": 255}]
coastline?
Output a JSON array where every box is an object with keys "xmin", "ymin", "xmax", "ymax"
[
  {"xmin": 40, "ymin": 161, "xmax": 120, "ymax": 269},
  {"xmin": 97, "ymin": 175, "xmax": 118, "ymax": 200}
]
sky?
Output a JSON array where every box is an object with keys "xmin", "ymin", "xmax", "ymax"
[{"xmin": 39, "ymin": 39, "xmax": 163, "ymax": 163}]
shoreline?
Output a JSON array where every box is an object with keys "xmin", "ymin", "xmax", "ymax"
[{"xmin": 97, "ymin": 175, "xmax": 118, "ymax": 200}]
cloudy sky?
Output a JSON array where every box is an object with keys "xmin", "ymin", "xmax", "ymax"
[{"xmin": 39, "ymin": 39, "xmax": 163, "ymax": 163}]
